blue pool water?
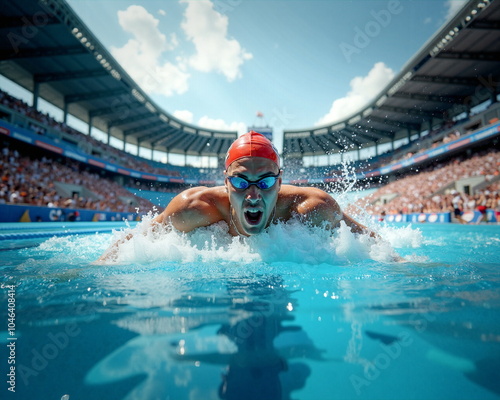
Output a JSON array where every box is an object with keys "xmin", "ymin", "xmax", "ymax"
[{"xmin": 0, "ymin": 219, "xmax": 499, "ymax": 400}]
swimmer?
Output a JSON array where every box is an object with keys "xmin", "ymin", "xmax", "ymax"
[{"xmin": 99, "ymin": 131, "xmax": 375, "ymax": 261}]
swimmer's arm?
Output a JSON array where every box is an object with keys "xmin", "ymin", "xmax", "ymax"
[
  {"xmin": 340, "ymin": 211, "xmax": 376, "ymax": 238},
  {"xmin": 298, "ymin": 190, "xmax": 377, "ymax": 238},
  {"xmin": 96, "ymin": 191, "xmax": 218, "ymax": 263},
  {"xmin": 339, "ymin": 210, "xmax": 405, "ymax": 261},
  {"xmin": 311, "ymin": 198, "xmax": 406, "ymax": 261},
  {"xmin": 153, "ymin": 190, "xmax": 221, "ymax": 232},
  {"xmin": 299, "ymin": 190, "xmax": 405, "ymax": 261},
  {"xmin": 96, "ymin": 231, "xmax": 133, "ymax": 263},
  {"xmin": 96, "ymin": 220, "xmax": 164, "ymax": 263}
]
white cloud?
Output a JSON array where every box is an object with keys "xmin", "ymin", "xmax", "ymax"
[
  {"xmin": 198, "ymin": 116, "xmax": 247, "ymax": 133},
  {"xmin": 111, "ymin": 5, "xmax": 189, "ymax": 96},
  {"xmin": 173, "ymin": 110, "xmax": 194, "ymax": 123},
  {"xmin": 316, "ymin": 62, "xmax": 395, "ymax": 126},
  {"xmin": 158, "ymin": 9, "xmax": 166, "ymax": 16},
  {"xmin": 180, "ymin": 0, "xmax": 253, "ymax": 81},
  {"xmin": 444, "ymin": 0, "xmax": 467, "ymax": 20},
  {"xmin": 423, "ymin": 17, "xmax": 432, "ymax": 25},
  {"xmin": 174, "ymin": 111, "xmax": 246, "ymax": 133}
]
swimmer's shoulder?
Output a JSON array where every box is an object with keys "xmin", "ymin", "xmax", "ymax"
[
  {"xmin": 277, "ymin": 185, "xmax": 342, "ymax": 224},
  {"xmin": 155, "ymin": 186, "xmax": 228, "ymax": 225},
  {"xmin": 278, "ymin": 185, "xmax": 338, "ymax": 209},
  {"xmin": 188, "ymin": 185, "xmax": 229, "ymax": 203}
]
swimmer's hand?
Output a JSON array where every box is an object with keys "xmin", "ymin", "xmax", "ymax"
[
  {"xmin": 95, "ymin": 220, "xmax": 167, "ymax": 264},
  {"xmin": 94, "ymin": 248, "xmax": 117, "ymax": 264},
  {"xmin": 94, "ymin": 232, "xmax": 134, "ymax": 264},
  {"xmin": 392, "ymin": 254, "xmax": 407, "ymax": 263},
  {"xmin": 340, "ymin": 212, "xmax": 380, "ymax": 240}
]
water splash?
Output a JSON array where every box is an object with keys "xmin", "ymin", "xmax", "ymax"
[
  {"xmin": 23, "ymin": 158, "xmax": 425, "ymax": 268},
  {"xmin": 93, "ymin": 215, "xmax": 413, "ymax": 266}
]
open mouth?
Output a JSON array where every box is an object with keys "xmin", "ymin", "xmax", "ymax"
[{"xmin": 244, "ymin": 209, "xmax": 263, "ymax": 225}]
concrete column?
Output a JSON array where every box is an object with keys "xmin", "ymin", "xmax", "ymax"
[
  {"xmin": 88, "ymin": 116, "xmax": 93, "ymax": 136},
  {"xmin": 491, "ymin": 90, "xmax": 498, "ymax": 104},
  {"xmin": 33, "ymin": 81, "xmax": 39, "ymax": 110},
  {"xmin": 63, "ymin": 102, "xmax": 68, "ymax": 124}
]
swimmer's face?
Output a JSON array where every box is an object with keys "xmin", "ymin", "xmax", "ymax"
[{"xmin": 225, "ymin": 157, "xmax": 281, "ymax": 236}]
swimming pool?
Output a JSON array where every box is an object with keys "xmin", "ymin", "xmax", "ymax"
[{"xmin": 1, "ymin": 220, "xmax": 499, "ymax": 400}]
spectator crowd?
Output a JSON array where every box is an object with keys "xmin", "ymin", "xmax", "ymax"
[
  {"xmin": 360, "ymin": 149, "xmax": 500, "ymax": 220},
  {"xmin": 1, "ymin": 88, "xmax": 499, "ymax": 222},
  {"xmin": 1, "ymin": 145, "xmax": 158, "ymax": 214},
  {"xmin": 0, "ymin": 89, "xmax": 188, "ymax": 178}
]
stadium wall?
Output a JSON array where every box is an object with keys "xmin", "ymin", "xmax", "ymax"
[
  {"xmin": 3, "ymin": 204, "xmax": 496, "ymax": 224},
  {"xmin": 371, "ymin": 210, "xmax": 498, "ymax": 224},
  {"xmin": 0, "ymin": 204, "xmax": 142, "ymax": 223}
]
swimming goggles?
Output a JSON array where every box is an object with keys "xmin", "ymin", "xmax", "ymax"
[{"xmin": 227, "ymin": 174, "xmax": 280, "ymax": 190}]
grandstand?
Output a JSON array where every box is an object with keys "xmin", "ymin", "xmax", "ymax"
[{"xmin": 0, "ymin": 0, "xmax": 499, "ymax": 223}]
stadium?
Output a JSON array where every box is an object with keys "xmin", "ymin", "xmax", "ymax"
[
  {"xmin": 0, "ymin": 0, "xmax": 498, "ymax": 225},
  {"xmin": 1, "ymin": 1, "xmax": 499, "ymax": 400}
]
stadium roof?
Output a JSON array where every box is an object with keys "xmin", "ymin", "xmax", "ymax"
[
  {"xmin": 0, "ymin": 0, "xmax": 237, "ymax": 158},
  {"xmin": 283, "ymin": 0, "xmax": 500, "ymax": 158},
  {"xmin": 1, "ymin": 0, "xmax": 499, "ymax": 161}
]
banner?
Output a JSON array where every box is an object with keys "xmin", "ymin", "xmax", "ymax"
[
  {"xmin": 372, "ymin": 210, "xmax": 498, "ymax": 224},
  {"xmin": 371, "ymin": 212, "xmax": 451, "ymax": 223},
  {"xmin": 0, "ymin": 204, "xmax": 143, "ymax": 223}
]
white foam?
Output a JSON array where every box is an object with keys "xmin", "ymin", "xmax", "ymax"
[
  {"xmin": 32, "ymin": 171, "xmax": 424, "ymax": 267},
  {"xmin": 95, "ymin": 213, "xmax": 416, "ymax": 266},
  {"xmin": 378, "ymin": 224, "xmax": 424, "ymax": 248}
]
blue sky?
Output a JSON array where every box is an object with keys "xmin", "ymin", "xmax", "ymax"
[
  {"xmin": 0, "ymin": 0, "xmax": 467, "ymax": 160},
  {"xmin": 61, "ymin": 0, "xmax": 466, "ymax": 151}
]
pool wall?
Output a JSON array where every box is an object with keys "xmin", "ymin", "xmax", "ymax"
[{"xmin": 0, "ymin": 221, "xmax": 136, "ymax": 240}]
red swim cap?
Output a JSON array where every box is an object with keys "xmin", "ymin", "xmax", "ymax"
[{"xmin": 225, "ymin": 131, "xmax": 280, "ymax": 169}]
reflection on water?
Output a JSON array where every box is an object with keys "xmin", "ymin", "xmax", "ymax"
[
  {"xmin": 85, "ymin": 274, "xmax": 321, "ymax": 400},
  {"xmin": 173, "ymin": 276, "xmax": 318, "ymax": 400},
  {"xmin": 4, "ymin": 258, "xmax": 500, "ymax": 400},
  {"xmin": 2, "ymin": 223, "xmax": 499, "ymax": 399}
]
